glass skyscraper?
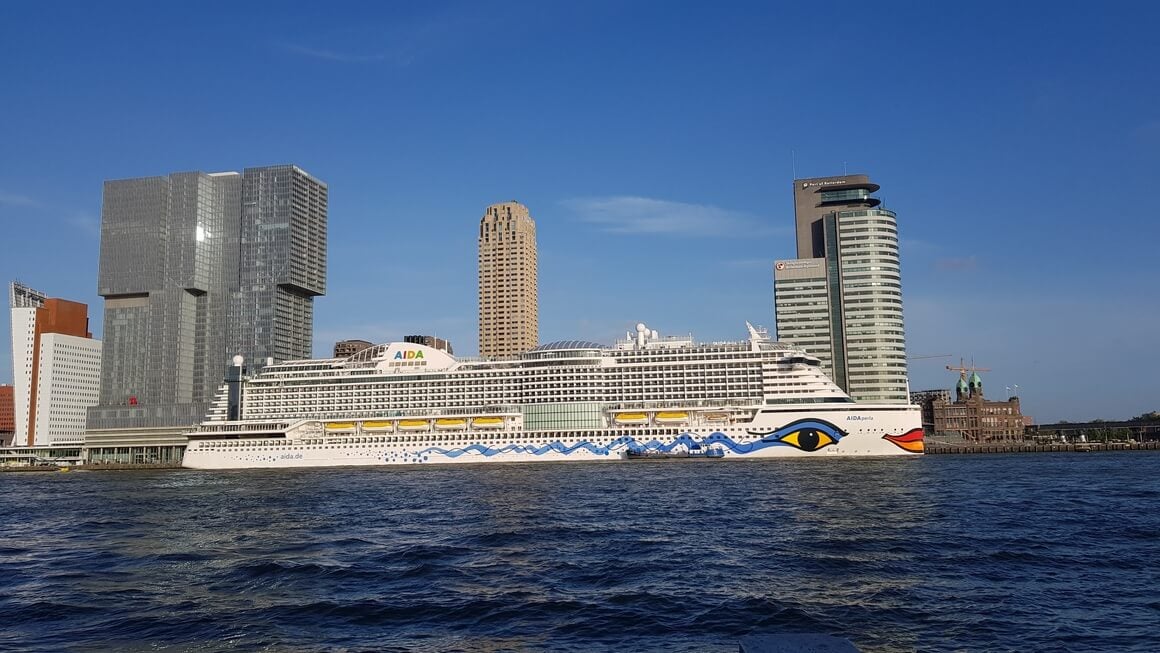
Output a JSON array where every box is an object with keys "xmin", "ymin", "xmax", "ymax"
[
  {"xmin": 86, "ymin": 165, "xmax": 326, "ymax": 462},
  {"xmin": 234, "ymin": 166, "xmax": 327, "ymax": 366},
  {"xmin": 774, "ymin": 175, "xmax": 908, "ymax": 403}
]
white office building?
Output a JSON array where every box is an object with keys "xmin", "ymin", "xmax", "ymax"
[{"xmin": 8, "ymin": 282, "xmax": 102, "ymax": 446}]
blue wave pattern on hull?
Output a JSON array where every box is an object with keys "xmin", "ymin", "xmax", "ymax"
[{"xmin": 415, "ymin": 419, "xmax": 847, "ymax": 460}]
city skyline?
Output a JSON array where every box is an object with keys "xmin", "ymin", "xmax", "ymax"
[{"xmin": 1, "ymin": 2, "xmax": 1158, "ymax": 422}]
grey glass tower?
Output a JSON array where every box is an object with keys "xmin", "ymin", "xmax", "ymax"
[
  {"xmin": 774, "ymin": 175, "xmax": 908, "ymax": 403},
  {"xmin": 87, "ymin": 165, "xmax": 326, "ymax": 458},
  {"xmin": 92, "ymin": 172, "xmax": 240, "ymax": 418},
  {"xmin": 233, "ymin": 166, "xmax": 327, "ymax": 366}
]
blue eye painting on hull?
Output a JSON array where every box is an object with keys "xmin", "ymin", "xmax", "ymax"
[
  {"xmin": 413, "ymin": 419, "xmax": 850, "ymax": 461},
  {"xmin": 746, "ymin": 418, "xmax": 848, "ymax": 452}
]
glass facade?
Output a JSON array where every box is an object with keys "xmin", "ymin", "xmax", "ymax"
[
  {"xmin": 823, "ymin": 215, "xmax": 849, "ymax": 391},
  {"xmin": 783, "ymin": 176, "xmax": 909, "ymax": 404},
  {"xmin": 770, "ymin": 275, "xmax": 831, "ymax": 372},
  {"xmin": 87, "ymin": 445, "xmax": 185, "ymax": 465},
  {"xmin": 94, "ymin": 172, "xmax": 238, "ymax": 413},
  {"xmin": 524, "ymin": 402, "xmax": 605, "ymax": 430},
  {"xmin": 89, "ymin": 166, "xmax": 327, "ymax": 433},
  {"xmin": 820, "ymin": 188, "xmax": 871, "ymax": 203},
  {"xmin": 233, "ymin": 166, "xmax": 327, "ymax": 368},
  {"xmin": 835, "ymin": 208, "xmax": 907, "ymax": 403}
]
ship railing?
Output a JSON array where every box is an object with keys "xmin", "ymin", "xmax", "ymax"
[
  {"xmin": 604, "ymin": 399, "xmax": 760, "ymax": 410},
  {"xmin": 189, "ymin": 420, "xmax": 292, "ymax": 433},
  {"xmin": 358, "ymin": 405, "xmax": 520, "ymax": 418}
]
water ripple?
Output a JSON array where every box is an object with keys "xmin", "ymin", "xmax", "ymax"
[{"xmin": 2, "ymin": 453, "xmax": 1159, "ymax": 652}]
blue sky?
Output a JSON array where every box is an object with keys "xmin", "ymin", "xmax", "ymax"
[{"xmin": 1, "ymin": 1, "xmax": 1157, "ymax": 422}]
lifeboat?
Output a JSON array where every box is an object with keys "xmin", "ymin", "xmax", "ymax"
[
  {"xmin": 325, "ymin": 422, "xmax": 356, "ymax": 431},
  {"xmin": 361, "ymin": 421, "xmax": 394, "ymax": 431},
  {"xmin": 397, "ymin": 419, "xmax": 430, "ymax": 431},
  {"xmin": 654, "ymin": 411, "xmax": 689, "ymax": 424},
  {"xmin": 471, "ymin": 417, "xmax": 504, "ymax": 429},
  {"xmin": 704, "ymin": 412, "xmax": 730, "ymax": 421},
  {"xmin": 614, "ymin": 412, "xmax": 648, "ymax": 425},
  {"xmin": 434, "ymin": 418, "xmax": 467, "ymax": 430}
]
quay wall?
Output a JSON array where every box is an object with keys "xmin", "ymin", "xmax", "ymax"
[
  {"xmin": 0, "ymin": 462, "xmax": 182, "ymax": 473},
  {"xmin": 925, "ymin": 440, "xmax": 1160, "ymax": 455}
]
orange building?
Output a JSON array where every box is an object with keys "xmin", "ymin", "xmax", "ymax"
[
  {"xmin": 0, "ymin": 384, "xmax": 14, "ymax": 446},
  {"xmin": 9, "ymin": 282, "xmax": 102, "ymax": 446}
]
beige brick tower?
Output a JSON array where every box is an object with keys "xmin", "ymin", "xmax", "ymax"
[{"xmin": 478, "ymin": 201, "xmax": 538, "ymax": 358}]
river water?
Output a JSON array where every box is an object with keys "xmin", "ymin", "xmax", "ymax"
[{"xmin": 2, "ymin": 452, "xmax": 1158, "ymax": 652}]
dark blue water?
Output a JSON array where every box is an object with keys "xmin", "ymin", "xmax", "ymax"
[{"xmin": 2, "ymin": 453, "xmax": 1158, "ymax": 652}]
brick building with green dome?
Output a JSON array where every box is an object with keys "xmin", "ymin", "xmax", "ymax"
[{"xmin": 924, "ymin": 369, "xmax": 1025, "ymax": 441}]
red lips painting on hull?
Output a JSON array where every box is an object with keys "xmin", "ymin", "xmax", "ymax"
[{"xmin": 883, "ymin": 428, "xmax": 925, "ymax": 453}]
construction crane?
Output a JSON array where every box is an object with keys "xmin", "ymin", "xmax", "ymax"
[
  {"xmin": 909, "ymin": 354, "xmax": 952, "ymax": 361},
  {"xmin": 946, "ymin": 358, "xmax": 991, "ymax": 381}
]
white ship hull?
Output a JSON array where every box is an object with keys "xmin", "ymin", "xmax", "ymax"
[{"xmin": 182, "ymin": 405, "xmax": 923, "ymax": 470}]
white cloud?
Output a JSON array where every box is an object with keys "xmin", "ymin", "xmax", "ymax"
[
  {"xmin": 0, "ymin": 192, "xmax": 99, "ymax": 238},
  {"xmin": 66, "ymin": 212, "xmax": 100, "ymax": 236},
  {"xmin": 274, "ymin": 7, "xmax": 488, "ymax": 67},
  {"xmin": 279, "ymin": 44, "xmax": 390, "ymax": 63},
  {"xmin": 561, "ymin": 196, "xmax": 787, "ymax": 237},
  {"xmin": 934, "ymin": 256, "xmax": 978, "ymax": 271},
  {"xmin": 899, "ymin": 237, "xmax": 939, "ymax": 253},
  {"xmin": 0, "ymin": 190, "xmax": 42, "ymax": 208}
]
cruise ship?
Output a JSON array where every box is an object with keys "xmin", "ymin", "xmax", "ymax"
[{"xmin": 181, "ymin": 323, "xmax": 923, "ymax": 470}]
